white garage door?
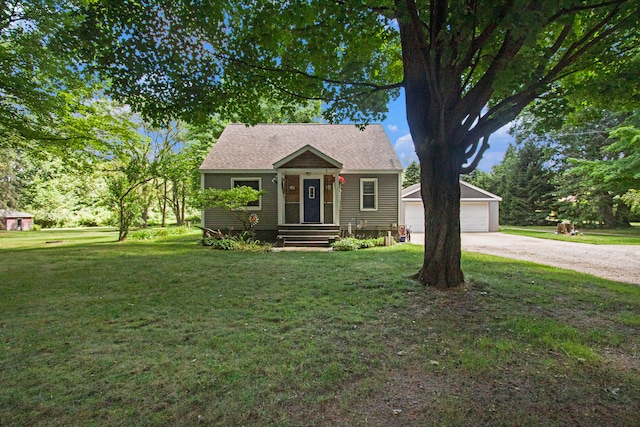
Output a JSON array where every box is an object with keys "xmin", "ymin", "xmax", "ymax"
[
  {"xmin": 404, "ymin": 201, "xmax": 424, "ymax": 233},
  {"xmin": 460, "ymin": 202, "xmax": 489, "ymax": 232},
  {"xmin": 404, "ymin": 201, "xmax": 489, "ymax": 233}
]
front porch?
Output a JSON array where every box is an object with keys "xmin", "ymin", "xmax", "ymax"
[
  {"xmin": 280, "ymin": 173, "xmax": 340, "ymax": 225},
  {"xmin": 274, "ymin": 145, "xmax": 343, "ymax": 235}
]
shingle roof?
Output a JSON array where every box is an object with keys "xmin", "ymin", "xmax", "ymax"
[
  {"xmin": 402, "ymin": 181, "xmax": 502, "ymax": 201},
  {"xmin": 0, "ymin": 209, "xmax": 33, "ymax": 218},
  {"xmin": 199, "ymin": 123, "xmax": 403, "ymax": 172}
]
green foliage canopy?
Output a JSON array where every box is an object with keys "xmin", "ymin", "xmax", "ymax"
[{"xmin": 0, "ymin": 0, "xmax": 117, "ymax": 159}]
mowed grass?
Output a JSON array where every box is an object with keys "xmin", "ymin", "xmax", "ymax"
[
  {"xmin": 1, "ymin": 230, "xmax": 639, "ymax": 426},
  {"xmin": 502, "ymin": 224, "xmax": 640, "ymax": 245}
]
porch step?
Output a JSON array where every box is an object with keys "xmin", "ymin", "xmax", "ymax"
[{"xmin": 278, "ymin": 225, "xmax": 340, "ymax": 247}]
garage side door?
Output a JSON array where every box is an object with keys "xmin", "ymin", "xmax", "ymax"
[
  {"xmin": 460, "ymin": 202, "xmax": 489, "ymax": 232},
  {"xmin": 403, "ymin": 201, "xmax": 425, "ymax": 233}
]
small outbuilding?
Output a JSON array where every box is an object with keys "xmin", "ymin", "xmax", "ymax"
[
  {"xmin": 402, "ymin": 181, "xmax": 502, "ymax": 233},
  {"xmin": 0, "ymin": 209, "xmax": 34, "ymax": 231}
]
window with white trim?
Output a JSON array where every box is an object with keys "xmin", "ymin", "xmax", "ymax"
[
  {"xmin": 360, "ymin": 178, "xmax": 378, "ymax": 211},
  {"xmin": 231, "ymin": 178, "xmax": 262, "ymax": 210}
]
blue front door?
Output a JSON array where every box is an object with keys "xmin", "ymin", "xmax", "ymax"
[{"xmin": 303, "ymin": 179, "xmax": 321, "ymax": 223}]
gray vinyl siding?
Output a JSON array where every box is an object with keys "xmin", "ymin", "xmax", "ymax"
[
  {"xmin": 203, "ymin": 173, "xmax": 278, "ymax": 230},
  {"xmin": 339, "ymin": 173, "xmax": 400, "ymax": 229}
]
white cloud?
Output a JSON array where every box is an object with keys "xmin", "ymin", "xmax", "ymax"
[
  {"xmin": 387, "ymin": 124, "xmax": 399, "ymax": 132},
  {"xmin": 394, "ymin": 134, "xmax": 418, "ymax": 167},
  {"xmin": 492, "ymin": 122, "xmax": 514, "ymax": 140}
]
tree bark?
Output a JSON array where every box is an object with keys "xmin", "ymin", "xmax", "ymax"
[
  {"xmin": 614, "ymin": 200, "xmax": 632, "ymax": 228},
  {"xmin": 412, "ymin": 141, "xmax": 465, "ymax": 288},
  {"xmin": 118, "ymin": 200, "xmax": 127, "ymax": 241},
  {"xmin": 597, "ymin": 192, "xmax": 619, "ymax": 228},
  {"xmin": 141, "ymin": 208, "xmax": 148, "ymax": 228},
  {"xmin": 161, "ymin": 181, "xmax": 167, "ymax": 227},
  {"xmin": 172, "ymin": 180, "xmax": 184, "ymax": 226},
  {"xmin": 398, "ymin": 0, "xmax": 466, "ymax": 287}
]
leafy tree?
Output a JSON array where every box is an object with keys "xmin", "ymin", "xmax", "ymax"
[
  {"xmin": 513, "ymin": 107, "xmax": 637, "ymax": 228},
  {"xmin": 461, "ymin": 169, "xmax": 493, "ymax": 191},
  {"xmin": 141, "ymin": 123, "xmax": 187, "ymax": 227},
  {"xmin": 568, "ymin": 124, "xmax": 640, "ymax": 225},
  {"xmin": 160, "ymin": 148, "xmax": 194, "ymax": 227},
  {"xmin": 78, "ymin": 0, "xmax": 638, "ymax": 287},
  {"xmin": 606, "ymin": 126, "xmax": 640, "ymax": 191},
  {"xmin": 622, "ymin": 190, "xmax": 640, "ymax": 215},
  {"xmin": 402, "ymin": 161, "xmax": 420, "ymax": 188},
  {"xmin": 0, "ymin": 0, "xmax": 114, "ymax": 160},
  {"xmin": 104, "ymin": 147, "xmax": 154, "ymax": 241},
  {"xmin": 0, "ymin": 144, "xmax": 24, "ymax": 209},
  {"xmin": 22, "ymin": 158, "xmax": 110, "ymax": 228},
  {"xmin": 257, "ymin": 100, "xmax": 323, "ymax": 124},
  {"xmin": 95, "ymin": 103, "xmax": 159, "ymax": 240}
]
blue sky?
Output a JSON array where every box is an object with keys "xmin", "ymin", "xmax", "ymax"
[{"xmin": 380, "ymin": 90, "xmax": 514, "ymax": 172}]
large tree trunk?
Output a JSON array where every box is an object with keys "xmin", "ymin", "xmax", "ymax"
[
  {"xmin": 397, "ymin": 2, "xmax": 466, "ymax": 287},
  {"xmin": 413, "ymin": 142, "xmax": 465, "ymax": 288}
]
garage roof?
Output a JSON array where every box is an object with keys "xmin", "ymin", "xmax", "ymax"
[{"xmin": 402, "ymin": 180, "xmax": 502, "ymax": 202}]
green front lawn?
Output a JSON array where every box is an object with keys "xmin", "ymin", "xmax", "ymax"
[
  {"xmin": 1, "ymin": 230, "xmax": 639, "ymax": 425},
  {"xmin": 501, "ymin": 224, "xmax": 640, "ymax": 245}
]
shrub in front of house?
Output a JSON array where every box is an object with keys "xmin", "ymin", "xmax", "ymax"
[
  {"xmin": 202, "ymin": 232, "xmax": 272, "ymax": 253},
  {"xmin": 331, "ymin": 238, "xmax": 361, "ymax": 251},
  {"xmin": 211, "ymin": 238, "xmax": 240, "ymax": 251},
  {"xmin": 360, "ymin": 237, "xmax": 386, "ymax": 248},
  {"xmin": 331, "ymin": 237, "xmax": 387, "ymax": 251}
]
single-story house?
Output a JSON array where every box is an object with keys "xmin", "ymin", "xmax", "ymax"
[
  {"xmin": 402, "ymin": 181, "xmax": 502, "ymax": 233},
  {"xmin": 0, "ymin": 209, "xmax": 34, "ymax": 231},
  {"xmin": 199, "ymin": 123, "xmax": 404, "ymax": 245}
]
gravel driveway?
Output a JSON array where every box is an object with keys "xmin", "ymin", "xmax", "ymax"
[{"xmin": 410, "ymin": 232, "xmax": 640, "ymax": 285}]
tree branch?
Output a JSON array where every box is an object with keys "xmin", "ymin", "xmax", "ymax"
[
  {"xmin": 466, "ymin": 2, "xmax": 627, "ymax": 144},
  {"xmin": 455, "ymin": 28, "xmax": 527, "ymax": 125},
  {"xmin": 456, "ymin": 0, "xmax": 514, "ymax": 75},
  {"xmin": 460, "ymin": 134, "xmax": 491, "ymax": 174},
  {"xmin": 545, "ymin": 0, "xmax": 627, "ymax": 25}
]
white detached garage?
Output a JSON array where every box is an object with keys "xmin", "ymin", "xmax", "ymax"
[{"xmin": 402, "ymin": 180, "xmax": 502, "ymax": 233}]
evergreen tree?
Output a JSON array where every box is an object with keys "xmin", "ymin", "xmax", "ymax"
[
  {"xmin": 493, "ymin": 142, "xmax": 556, "ymax": 225},
  {"xmin": 403, "ymin": 161, "xmax": 420, "ymax": 188}
]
